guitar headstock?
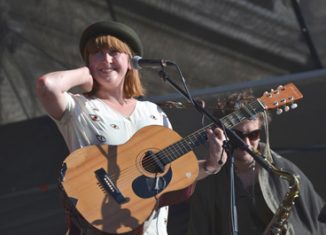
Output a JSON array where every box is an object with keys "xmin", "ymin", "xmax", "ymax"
[{"xmin": 258, "ymin": 83, "xmax": 303, "ymax": 114}]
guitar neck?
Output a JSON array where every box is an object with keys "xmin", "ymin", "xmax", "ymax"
[
  {"xmin": 160, "ymin": 99, "xmax": 265, "ymax": 165},
  {"xmin": 220, "ymin": 99, "xmax": 264, "ymax": 128}
]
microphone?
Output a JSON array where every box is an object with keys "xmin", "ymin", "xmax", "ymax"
[{"xmin": 130, "ymin": 56, "xmax": 174, "ymax": 70}]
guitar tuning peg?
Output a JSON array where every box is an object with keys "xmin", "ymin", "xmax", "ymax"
[
  {"xmin": 271, "ymin": 88, "xmax": 279, "ymax": 94},
  {"xmin": 291, "ymin": 103, "xmax": 298, "ymax": 109},
  {"xmin": 264, "ymin": 91, "xmax": 272, "ymax": 97},
  {"xmin": 276, "ymin": 108, "xmax": 283, "ymax": 115},
  {"xmin": 284, "ymin": 105, "xmax": 290, "ymax": 112},
  {"xmin": 277, "ymin": 85, "xmax": 284, "ymax": 90}
]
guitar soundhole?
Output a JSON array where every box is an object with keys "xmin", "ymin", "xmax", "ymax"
[{"xmin": 142, "ymin": 150, "xmax": 165, "ymax": 174}]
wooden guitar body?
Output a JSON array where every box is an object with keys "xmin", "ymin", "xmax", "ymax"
[{"xmin": 61, "ymin": 125, "xmax": 199, "ymax": 234}]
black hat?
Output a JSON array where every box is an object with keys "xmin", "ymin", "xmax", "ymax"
[{"xmin": 79, "ymin": 21, "xmax": 143, "ymax": 59}]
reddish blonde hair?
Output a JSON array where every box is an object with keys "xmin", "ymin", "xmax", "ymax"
[{"xmin": 83, "ymin": 35, "xmax": 145, "ymax": 98}]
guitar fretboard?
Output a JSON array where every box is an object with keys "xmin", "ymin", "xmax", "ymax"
[{"xmin": 159, "ymin": 99, "xmax": 265, "ymax": 165}]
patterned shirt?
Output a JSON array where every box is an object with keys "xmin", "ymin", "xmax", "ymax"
[{"xmin": 55, "ymin": 92, "xmax": 172, "ymax": 235}]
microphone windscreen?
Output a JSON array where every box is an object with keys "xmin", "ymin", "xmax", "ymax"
[{"xmin": 130, "ymin": 56, "xmax": 142, "ymax": 70}]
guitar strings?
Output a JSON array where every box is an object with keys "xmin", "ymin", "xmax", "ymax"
[
  {"xmin": 110, "ymin": 101, "xmax": 262, "ymax": 185},
  {"xmin": 106, "ymin": 101, "xmax": 263, "ymax": 184},
  {"xmin": 103, "ymin": 101, "xmax": 264, "ymax": 187},
  {"xmin": 115, "ymin": 86, "xmax": 297, "ymax": 184}
]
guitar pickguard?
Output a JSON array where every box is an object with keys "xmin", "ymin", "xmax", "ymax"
[{"xmin": 132, "ymin": 168, "xmax": 172, "ymax": 198}]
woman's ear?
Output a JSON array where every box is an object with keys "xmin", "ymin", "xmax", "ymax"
[{"xmin": 128, "ymin": 58, "xmax": 133, "ymax": 70}]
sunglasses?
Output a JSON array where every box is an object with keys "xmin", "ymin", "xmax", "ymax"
[{"xmin": 234, "ymin": 129, "xmax": 261, "ymax": 141}]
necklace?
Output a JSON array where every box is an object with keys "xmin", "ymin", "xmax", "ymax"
[{"xmin": 236, "ymin": 161, "xmax": 257, "ymax": 203}]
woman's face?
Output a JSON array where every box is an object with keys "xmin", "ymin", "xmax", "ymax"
[
  {"xmin": 233, "ymin": 118, "xmax": 262, "ymax": 167},
  {"xmin": 88, "ymin": 49, "xmax": 131, "ymax": 91}
]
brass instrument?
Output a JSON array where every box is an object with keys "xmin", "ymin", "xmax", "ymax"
[{"xmin": 259, "ymin": 152, "xmax": 301, "ymax": 235}]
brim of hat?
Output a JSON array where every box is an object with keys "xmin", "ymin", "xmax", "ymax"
[{"xmin": 79, "ymin": 21, "xmax": 143, "ymax": 58}]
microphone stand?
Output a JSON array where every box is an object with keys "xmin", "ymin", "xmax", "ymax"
[{"xmin": 157, "ymin": 65, "xmax": 274, "ymax": 235}]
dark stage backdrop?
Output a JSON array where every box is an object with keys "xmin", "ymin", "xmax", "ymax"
[{"xmin": 0, "ymin": 117, "xmax": 68, "ymax": 235}]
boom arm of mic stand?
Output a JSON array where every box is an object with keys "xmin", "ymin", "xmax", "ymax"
[{"xmin": 226, "ymin": 129, "xmax": 273, "ymax": 173}]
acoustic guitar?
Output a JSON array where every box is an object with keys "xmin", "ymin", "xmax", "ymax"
[{"xmin": 60, "ymin": 83, "xmax": 303, "ymax": 234}]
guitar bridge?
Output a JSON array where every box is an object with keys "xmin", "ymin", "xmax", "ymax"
[{"xmin": 95, "ymin": 168, "xmax": 128, "ymax": 204}]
